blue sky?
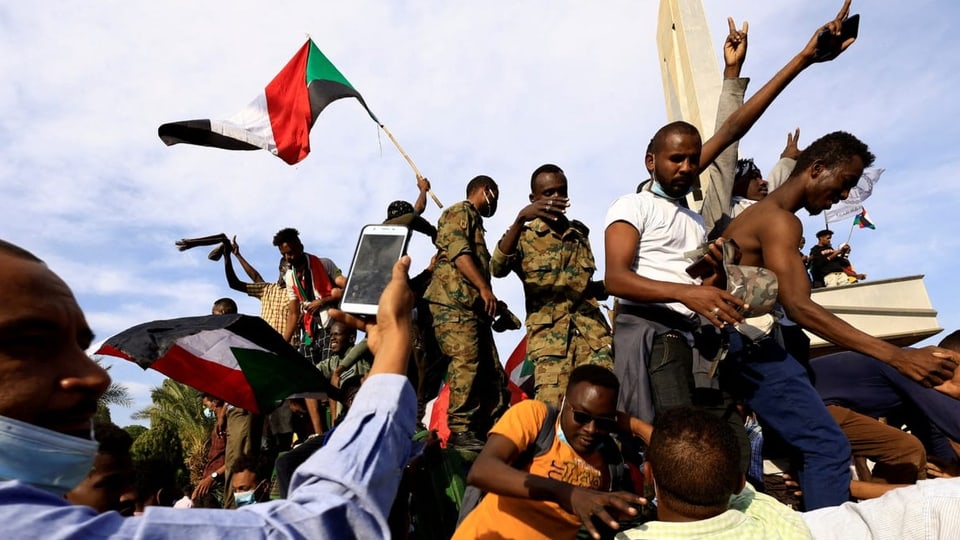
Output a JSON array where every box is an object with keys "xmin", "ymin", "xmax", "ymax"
[{"xmin": 2, "ymin": 1, "xmax": 959, "ymax": 428}]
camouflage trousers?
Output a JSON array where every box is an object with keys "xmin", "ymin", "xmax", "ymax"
[
  {"xmin": 531, "ymin": 328, "xmax": 614, "ymax": 407},
  {"xmin": 430, "ymin": 305, "xmax": 508, "ymax": 435},
  {"xmin": 223, "ymin": 407, "xmax": 263, "ymax": 509}
]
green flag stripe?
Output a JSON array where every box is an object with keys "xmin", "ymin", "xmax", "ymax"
[
  {"xmin": 306, "ymin": 41, "xmax": 355, "ymax": 89},
  {"xmin": 231, "ymin": 346, "xmax": 330, "ymax": 413}
]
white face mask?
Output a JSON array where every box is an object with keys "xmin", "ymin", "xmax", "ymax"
[
  {"xmin": 0, "ymin": 415, "xmax": 98, "ymax": 495},
  {"xmin": 480, "ymin": 189, "xmax": 496, "ymax": 218}
]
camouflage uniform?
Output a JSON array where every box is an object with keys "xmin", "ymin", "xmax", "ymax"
[
  {"xmin": 423, "ymin": 201, "xmax": 508, "ymax": 436},
  {"xmin": 316, "ymin": 341, "xmax": 373, "ymax": 382},
  {"xmin": 491, "ymin": 218, "xmax": 613, "ymax": 406}
]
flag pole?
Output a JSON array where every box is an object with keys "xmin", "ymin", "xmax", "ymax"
[
  {"xmin": 845, "ymin": 217, "xmax": 856, "ymax": 246},
  {"xmin": 379, "ymin": 124, "xmax": 443, "ymax": 208}
]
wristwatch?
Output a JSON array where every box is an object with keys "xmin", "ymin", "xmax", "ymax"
[{"xmin": 211, "ymin": 472, "xmax": 219, "ymax": 479}]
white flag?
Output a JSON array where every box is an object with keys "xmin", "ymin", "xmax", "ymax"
[{"xmin": 824, "ymin": 167, "xmax": 884, "ymax": 223}]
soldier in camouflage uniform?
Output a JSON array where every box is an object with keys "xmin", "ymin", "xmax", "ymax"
[
  {"xmin": 423, "ymin": 175, "xmax": 509, "ymax": 450},
  {"xmin": 490, "ymin": 164, "xmax": 613, "ymax": 406}
]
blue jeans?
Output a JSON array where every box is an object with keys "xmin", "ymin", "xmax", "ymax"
[{"xmin": 724, "ymin": 328, "xmax": 851, "ymax": 510}]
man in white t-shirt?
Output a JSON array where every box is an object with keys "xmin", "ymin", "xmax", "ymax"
[{"xmin": 603, "ymin": 2, "xmax": 861, "ymax": 492}]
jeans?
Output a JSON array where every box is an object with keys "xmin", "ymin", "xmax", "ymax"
[{"xmin": 725, "ymin": 328, "xmax": 851, "ymax": 510}]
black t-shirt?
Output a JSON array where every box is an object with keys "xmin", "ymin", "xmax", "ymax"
[{"xmin": 809, "ymin": 244, "xmax": 848, "ymax": 279}]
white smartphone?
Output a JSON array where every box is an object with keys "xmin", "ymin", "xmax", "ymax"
[{"xmin": 339, "ymin": 224, "xmax": 412, "ymax": 315}]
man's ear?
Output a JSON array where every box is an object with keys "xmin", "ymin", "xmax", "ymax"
[
  {"xmin": 645, "ymin": 153, "xmax": 655, "ymax": 173},
  {"xmin": 808, "ymin": 160, "xmax": 825, "ymax": 179},
  {"xmin": 643, "ymin": 461, "xmax": 654, "ymax": 486},
  {"xmin": 734, "ymin": 473, "xmax": 747, "ymax": 495},
  {"xmin": 529, "ymin": 193, "xmax": 535, "ymax": 203}
]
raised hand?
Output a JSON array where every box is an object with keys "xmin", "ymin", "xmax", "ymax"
[
  {"xmin": 723, "ymin": 17, "xmax": 749, "ymax": 75},
  {"xmin": 803, "ymin": 0, "xmax": 857, "ymax": 63},
  {"xmin": 781, "ymin": 128, "xmax": 802, "ymax": 160},
  {"xmin": 417, "ymin": 175, "xmax": 431, "ymax": 193},
  {"xmin": 516, "ymin": 196, "xmax": 570, "ymax": 224}
]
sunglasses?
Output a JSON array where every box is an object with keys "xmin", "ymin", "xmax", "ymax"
[{"xmin": 569, "ymin": 408, "xmax": 618, "ymax": 432}]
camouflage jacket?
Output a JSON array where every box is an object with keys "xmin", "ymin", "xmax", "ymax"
[
  {"xmin": 316, "ymin": 342, "xmax": 373, "ymax": 382},
  {"xmin": 490, "ymin": 218, "xmax": 612, "ymax": 357},
  {"xmin": 423, "ymin": 200, "xmax": 492, "ymax": 314}
]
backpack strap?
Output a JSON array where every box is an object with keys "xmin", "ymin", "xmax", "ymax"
[
  {"xmin": 514, "ymin": 405, "xmax": 559, "ymax": 470},
  {"xmin": 457, "ymin": 404, "xmax": 559, "ymax": 526}
]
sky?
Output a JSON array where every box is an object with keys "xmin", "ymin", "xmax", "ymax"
[{"xmin": 3, "ymin": 0, "xmax": 959, "ymax": 429}]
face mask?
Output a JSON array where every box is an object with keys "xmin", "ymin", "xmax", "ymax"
[
  {"xmin": 234, "ymin": 489, "xmax": 256, "ymax": 507},
  {"xmin": 556, "ymin": 396, "xmax": 572, "ymax": 447},
  {"xmin": 203, "ymin": 408, "xmax": 215, "ymax": 420},
  {"xmin": 649, "ymin": 177, "xmax": 690, "ymax": 200},
  {"xmin": 0, "ymin": 415, "xmax": 98, "ymax": 495},
  {"xmin": 480, "ymin": 189, "xmax": 496, "ymax": 218}
]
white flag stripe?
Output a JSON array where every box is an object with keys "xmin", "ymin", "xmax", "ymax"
[
  {"xmin": 222, "ymin": 92, "xmax": 279, "ymax": 155},
  {"xmin": 175, "ymin": 329, "xmax": 270, "ymax": 371}
]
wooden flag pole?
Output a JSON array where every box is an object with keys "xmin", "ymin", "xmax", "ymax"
[
  {"xmin": 379, "ymin": 124, "xmax": 443, "ymax": 208},
  {"xmin": 844, "ymin": 216, "xmax": 857, "ymax": 247}
]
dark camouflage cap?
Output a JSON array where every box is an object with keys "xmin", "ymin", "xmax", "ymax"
[
  {"xmin": 735, "ymin": 158, "xmax": 762, "ymax": 182},
  {"xmin": 387, "ymin": 200, "xmax": 415, "ymax": 220}
]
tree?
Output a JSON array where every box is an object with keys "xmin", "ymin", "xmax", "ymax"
[
  {"xmin": 134, "ymin": 378, "xmax": 213, "ymax": 483},
  {"xmin": 93, "ymin": 358, "xmax": 133, "ymax": 423},
  {"xmin": 124, "ymin": 424, "xmax": 148, "ymax": 442}
]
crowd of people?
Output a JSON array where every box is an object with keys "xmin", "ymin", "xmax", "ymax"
[{"xmin": 3, "ymin": 1, "xmax": 960, "ymax": 538}]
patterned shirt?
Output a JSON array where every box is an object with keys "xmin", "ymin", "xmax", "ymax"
[
  {"xmin": 616, "ymin": 485, "xmax": 811, "ymax": 540},
  {"xmin": 244, "ymin": 282, "xmax": 289, "ymax": 339},
  {"xmin": 424, "ymin": 201, "xmax": 491, "ymax": 312},
  {"xmin": 490, "ymin": 218, "xmax": 611, "ymax": 358}
]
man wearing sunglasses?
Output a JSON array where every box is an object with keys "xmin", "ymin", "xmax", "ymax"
[{"xmin": 454, "ymin": 365, "xmax": 649, "ymax": 540}]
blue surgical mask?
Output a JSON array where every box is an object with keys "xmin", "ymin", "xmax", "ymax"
[
  {"xmin": 649, "ymin": 177, "xmax": 690, "ymax": 200},
  {"xmin": 203, "ymin": 408, "xmax": 215, "ymax": 420},
  {"xmin": 234, "ymin": 489, "xmax": 256, "ymax": 507},
  {"xmin": 0, "ymin": 415, "xmax": 98, "ymax": 495}
]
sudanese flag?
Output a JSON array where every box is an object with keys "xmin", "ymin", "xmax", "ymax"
[
  {"xmin": 158, "ymin": 39, "xmax": 379, "ymax": 165},
  {"xmin": 97, "ymin": 314, "xmax": 336, "ymax": 414}
]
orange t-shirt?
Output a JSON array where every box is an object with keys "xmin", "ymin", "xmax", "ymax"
[{"xmin": 453, "ymin": 400, "xmax": 606, "ymax": 540}]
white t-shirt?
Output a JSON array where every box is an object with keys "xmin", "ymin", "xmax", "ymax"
[
  {"xmin": 604, "ymin": 189, "xmax": 707, "ymax": 316},
  {"xmin": 730, "ymin": 196, "xmax": 755, "ymax": 219}
]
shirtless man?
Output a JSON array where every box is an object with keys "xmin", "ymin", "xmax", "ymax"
[
  {"xmin": 724, "ymin": 131, "xmax": 958, "ymax": 385},
  {"xmin": 720, "ymin": 130, "xmax": 959, "ymax": 508}
]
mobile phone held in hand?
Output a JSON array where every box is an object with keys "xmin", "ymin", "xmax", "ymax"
[
  {"xmin": 340, "ymin": 225, "xmax": 411, "ymax": 316},
  {"xmin": 814, "ymin": 14, "xmax": 859, "ymax": 61},
  {"xmin": 684, "ymin": 243, "xmax": 714, "ymax": 279}
]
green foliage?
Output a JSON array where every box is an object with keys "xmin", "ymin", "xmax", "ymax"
[
  {"xmin": 129, "ymin": 420, "xmax": 183, "ymax": 464},
  {"xmin": 92, "ymin": 358, "xmax": 134, "ymax": 421},
  {"xmin": 129, "ymin": 421, "xmax": 189, "ymax": 489},
  {"xmin": 124, "ymin": 424, "xmax": 148, "ymax": 442},
  {"xmin": 134, "ymin": 379, "xmax": 213, "ymax": 483}
]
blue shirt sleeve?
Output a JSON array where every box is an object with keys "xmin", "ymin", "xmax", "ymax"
[{"xmin": 0, "ymin": 374, "xmax": 416, "ymax": 540}]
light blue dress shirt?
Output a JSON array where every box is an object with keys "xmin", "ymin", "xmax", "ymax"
[{"xmin": 0, "ymin": 374, "xmax": 416, "ymax": 539}]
